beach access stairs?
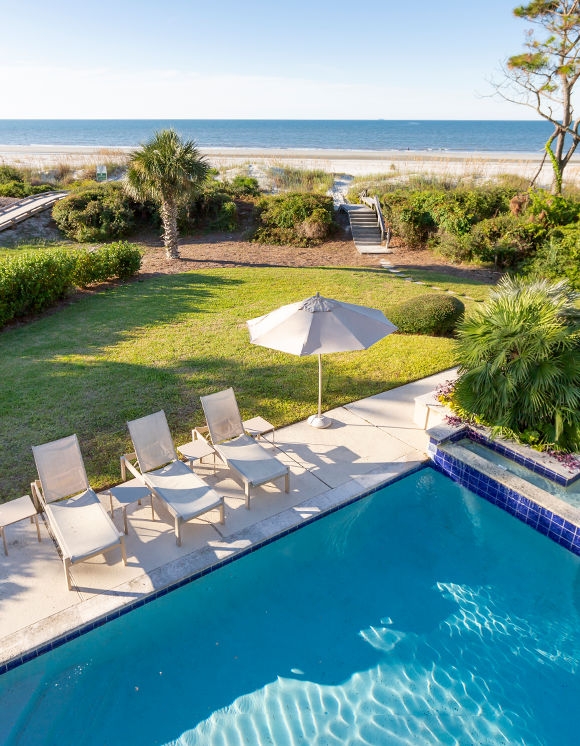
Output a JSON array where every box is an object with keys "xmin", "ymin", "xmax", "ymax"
[
  {"xmin": 0, "ymin": 191, "xmax": 68, "ymax": 233},
  {"xmin": 340, "ymin": 195, "xmax": 391, "ymax": 254}
]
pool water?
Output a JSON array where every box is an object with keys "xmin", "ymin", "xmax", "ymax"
[
  {"xmin": 1, "ymin": 468, "xmax": 579, "ymax": 745},
  {"xmin": 457, "ymin": 438, "xmax": 580, "ymax": 509}
]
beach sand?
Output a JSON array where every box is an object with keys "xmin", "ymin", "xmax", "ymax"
[{"xmin": 1, "ymin": 144, "xmax": 578, "ymax": 187}]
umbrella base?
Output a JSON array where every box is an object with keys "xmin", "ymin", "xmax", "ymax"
[{"xmin": 307, "ymin": 414, "xmax": 332, "ymax": 429}]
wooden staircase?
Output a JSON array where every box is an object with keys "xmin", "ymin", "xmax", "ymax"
[{"xmin": 340, "ymin": 198, "xmax": 391, "ymax": 254}]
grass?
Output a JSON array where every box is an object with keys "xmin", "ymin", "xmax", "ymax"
[
  {"xmin": 268, "ymin": 166, "xmax": 334, "ymax": 194},
  {"xmin": 387, "ymin": 269, "xmax": 493, "ymax": 301},
  {"xmin": 0, "ymin": 241, "xmax": 78, "ymax": 259},
  {"xmin": 0, "ymin": 266, "xmax": 493, "ymax": 500}
]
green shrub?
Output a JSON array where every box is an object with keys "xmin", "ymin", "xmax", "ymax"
[
  {"xmin": 0, "ymin": 165, "xmax": 25, "ymax": 184},
  {"xmin": 0, "ymin": 243, "xmax": 142, "ymax": 326},
  {"xmin": 72, "ymin": 242, "xmax": 142, "ymax": 286},
  {"xmin": 253, "ymin": 193, "xmax": 334, "ymax": 246},
  {"xmin": 0, "ymin": 250, "xmax": 77, "ymax": 325},
  {"xmin": 452, "ymin": 277, "xmax": 580, "ymax": 452},
  {"xmin": 229, "ymin": 176, "xmax": 260, "ymax": 197},
  {"xmin": 525, "ymin": 223, "xmax": 580, "ymax": 289},
  {"xmin": 437, "ymin": 214, "xmax": 546, "ymax": 267},
  {"xmin": 380, "ymin": 190, "xmax": 437, "ymax": 247},
  {"xmin": 526, "ymin": 189, "xmax": 580, "ymax": 226},
  {"xmin": 373, "ymin": 185, "xmax": 516, "ymax": 250},
  {"xmin": 183, "ymin": 182, "xmax": 238, "ymax": 232},
  {"xmin": 0, "ymin": 181, "xmax": 54, "ymax": 198},
  {"xmin": 389, "ymin": 293, "xmax": 465, "ymax": 336},
  {"xmin": 0, "ymin": 165, "xmax": 58, "ymax": 197},
  {"xmin": 52, "ymin": 183, "xmax": 135, "ymax": 241}
]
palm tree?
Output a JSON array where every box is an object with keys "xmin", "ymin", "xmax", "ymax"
[
  {"xmin": 453, "ymin": 277, "xmax": 580, "ymax": 451},
  {"xmin": 125, "ymin": 129, "xmax": 209, "ymax": 259}
]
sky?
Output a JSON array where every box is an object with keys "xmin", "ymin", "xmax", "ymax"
[{"xmin": 0, "ymin": 0, "xmax": 538, "ymax": 119}]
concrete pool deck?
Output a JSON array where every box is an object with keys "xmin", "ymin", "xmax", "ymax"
[{"xmin": 0, "ymin": 370, "xmax": 454, "ymax": 669}]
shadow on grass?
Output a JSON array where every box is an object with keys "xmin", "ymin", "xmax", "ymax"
[{"xmin": 2, "ymin": 272, "xmax": 243, "ymax": 354}]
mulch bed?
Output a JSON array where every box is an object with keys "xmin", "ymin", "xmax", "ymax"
[{"xmin": 136, "ymin": 226, "xmax": 501, "ymax": 284}]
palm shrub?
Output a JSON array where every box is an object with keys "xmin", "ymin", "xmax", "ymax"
[
  {"xmin": 452, "ymin": 277, "xmax": 580, "ymax": 452},
  {"xmin": 125, "ymin": 129, "xmax": 209, "ymax": 259}
]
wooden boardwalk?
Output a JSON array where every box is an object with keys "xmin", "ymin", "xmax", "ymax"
[{"xmin": 0, "ymin": 191, "xmax": 68, "ymax": 233}]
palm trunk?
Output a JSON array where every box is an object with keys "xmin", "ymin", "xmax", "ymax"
[{"xmin": 160, "ymin": 198, "xmax": 180, "ymax": 259}]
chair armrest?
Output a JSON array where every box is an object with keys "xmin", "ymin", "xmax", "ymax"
[
  {"xmin": 192, "ymin": 426, "xmax": 210, "ymax": 441},
  {"xmin": 120, "ymin": 453, "xmax": 141, "ymax": 482},
  {"xmin": 30, "ymin": 479, "xmax": 44, "ymax": 511}
]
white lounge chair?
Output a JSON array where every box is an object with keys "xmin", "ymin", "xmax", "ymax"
[
  {"xmin": 31, "ymin": 434, "xmax": 127, "ymax": 590},
  {"xmin": 200, "ymin": 388, "xmax": 290, "ymax": 509},
  {"xmin": 124, "ymin": 411, "xmax": 225, "ymax": 546}
]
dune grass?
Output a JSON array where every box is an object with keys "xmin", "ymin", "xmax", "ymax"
[{"xmin": 0, "ymin": 266, "xmax": 492, "ymax": 499}]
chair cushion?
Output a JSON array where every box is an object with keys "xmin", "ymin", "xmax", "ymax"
[
  {"xmin": 215, "ymin": 435, "xmax": 288, "ymax": 487},
  {"xmin": 144, "ymin": 461, "xmax": 223, "ymax": 520},
  {"xmin": 45, "ymin": 489, "xmax": 121, "ymax": 563}
]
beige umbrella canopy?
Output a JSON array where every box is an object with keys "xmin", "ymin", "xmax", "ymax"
[{"xmin": 247, "ymin": 292, "xmax": 397, "ymax": 428}]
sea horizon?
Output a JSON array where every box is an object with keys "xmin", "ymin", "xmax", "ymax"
[{"xmin": 0, "ymin": 119, "xmax": 557, "ymax": 154}]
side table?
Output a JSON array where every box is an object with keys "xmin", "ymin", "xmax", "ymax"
[
  {"xmin": 177, "ymin": 429, "xmax": 217, "ymax": 473},
  {"xmin": 107, "ymin": 479, "xmax": 155, "ymax": 535},
  {"xmin": 243, "ymin": 416, "xmax": 276, "ymax": 443},
  {"xmin": 0, "ymin": 494, "xmax": 41, "ymax": 555}
]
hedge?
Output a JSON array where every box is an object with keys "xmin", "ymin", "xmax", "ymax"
[{"xmin": 0, "ymin": 242, "xmax": 142, "ymax": 327}]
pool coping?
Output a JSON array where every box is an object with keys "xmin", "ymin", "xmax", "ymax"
[{"xmin": 0, "ymin": 459, "xmax": 425, "ymax": 674}]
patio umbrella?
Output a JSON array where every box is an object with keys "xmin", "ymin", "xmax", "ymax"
[{"xmin": 247, "ymin": 292, "xmax": 398, "ymax": 428}]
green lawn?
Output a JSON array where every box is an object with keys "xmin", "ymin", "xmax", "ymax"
[{"xmin": 0, "ymin": 266, "xmax": 493, "ymax": 499}]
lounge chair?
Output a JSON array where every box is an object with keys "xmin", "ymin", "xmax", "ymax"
[
  {"xmin": 124, "ymin": 411, "xmax": 225, "ymax": 546},
  {"xmin": 200, "ymin": 388, "xmax": 290, "ymax": 509},
  {"xmin": 31, "ymin": 434, "xmax": 127, "ymax": 590}
]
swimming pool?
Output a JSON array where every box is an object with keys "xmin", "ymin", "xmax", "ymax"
[{"xmin": 1, "ymin": 468, "xmax": 578, "ymax": 745}]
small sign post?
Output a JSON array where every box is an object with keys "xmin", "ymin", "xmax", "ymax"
[{"xmin": 96, "ymin": 165, "xmax": 107, "ymax": 182}]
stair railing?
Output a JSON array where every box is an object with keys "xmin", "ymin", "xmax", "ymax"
[{"xmin": 359, "ymin": 193, "xmax": 389, "ymax": 243}]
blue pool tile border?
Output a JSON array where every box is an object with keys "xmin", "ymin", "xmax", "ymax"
[
  {"xmin": 431, "ymin": 447, "xmax": 580, "ymax": 558},
  {"xmin": 0, "ymin": 464, "xmax": 425, "ymax": 676}
]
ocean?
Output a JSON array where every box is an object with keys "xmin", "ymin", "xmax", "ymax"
[{"xmin": 0, "ymin": 119, "xmax": 555, "ymax": 154}]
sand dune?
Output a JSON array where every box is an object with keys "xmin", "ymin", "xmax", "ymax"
[{"xmin": 1, "ymin": 143, "xmax": 577, "ymax": 187}]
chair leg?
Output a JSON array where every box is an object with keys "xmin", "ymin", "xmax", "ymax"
[
  {"xmin": 219, "ymin": 500, "xmax": 225, "ymax": 525},
  {"xmin": 150, "ymin": 494, "xmax": 155, "ymax": 520},
  {"xmin": 284, "ymin": 473, "xmax": 290, "ymax": 493},
  {"xmin": 245, "ymin": 483, "xmax": 251, "ymax": 510},
  {"xmin": 120, "ymin": 536, "xmax": 128, "ymax": 565},
  {"xmin": 64, "ymin": 558, "xmax": 72, "ymax": 591},
  {"xmin": 122, "ymin": 507, "xmax": 129, "ymax": 535},
  {"xmin": 33, "ymin": 513, "xmax": 41, "ymax": 542},
  {"xmin": 175, "ymin": 517, "xmax": 182, "ymax": 546},
  {"xmin": 1, "ymin": 527, "xmax": 7, "ymax": 556}
]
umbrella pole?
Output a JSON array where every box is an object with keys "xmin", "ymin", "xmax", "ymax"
[
  {"xmin": 317, "ymin": 353, "xmax": 323, "ymax": 418},
  {"xmin": 308, "ymin": 353, "xmax": 332, "ymax": 428}
]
